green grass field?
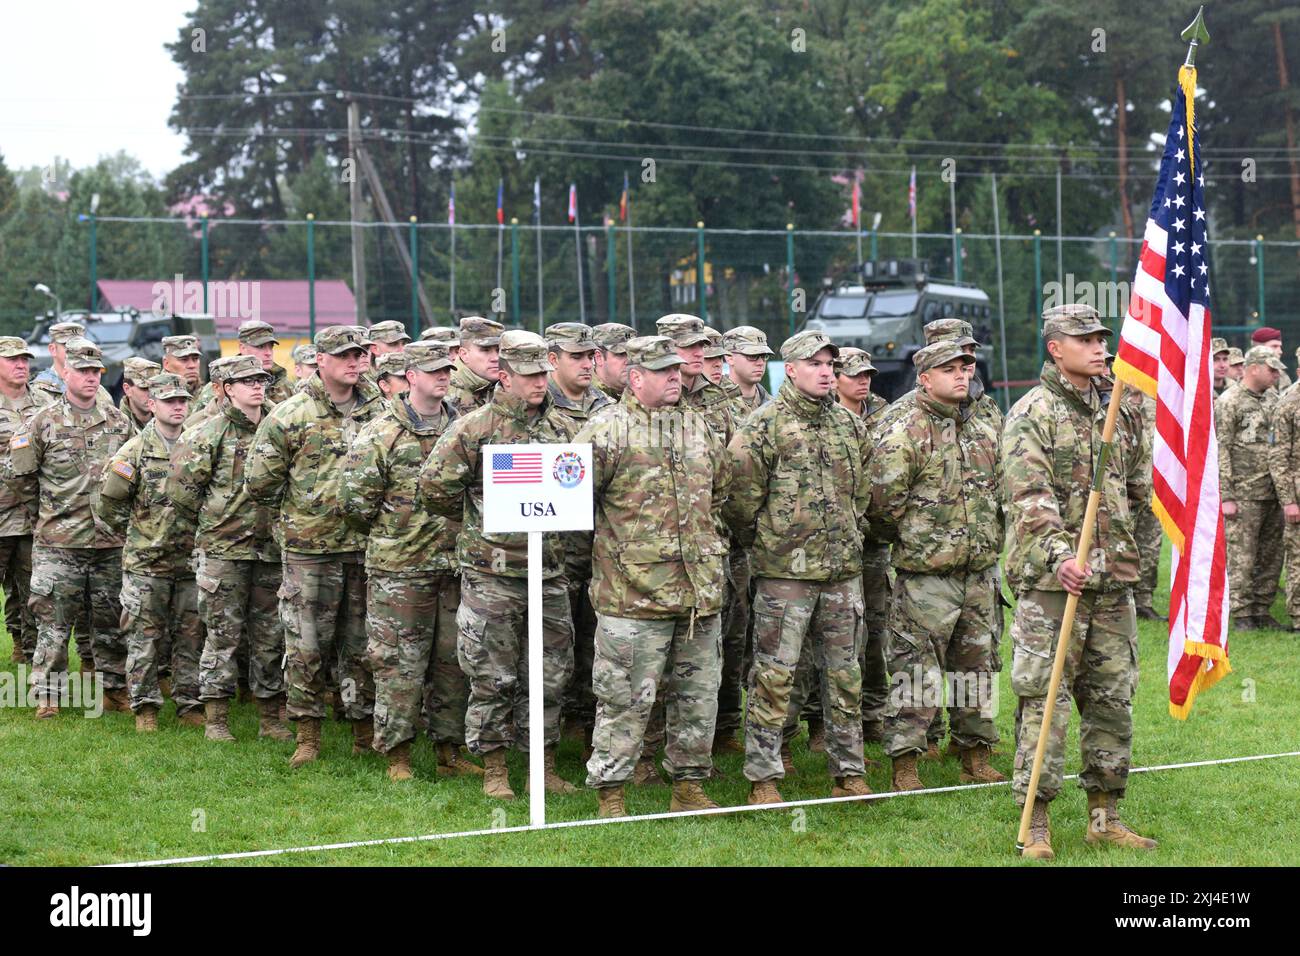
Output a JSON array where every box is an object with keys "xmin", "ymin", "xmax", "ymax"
[{"xmin": 2, "ymin": 544, "xmax": 1297, "ymax": 867}]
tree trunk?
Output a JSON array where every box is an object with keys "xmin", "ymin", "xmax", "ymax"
[
  {"xmin": 1115, "ymin": 76, "xmax": 1134, "ymax": 241},
  {"xmin": 1273, "ymin": 22, "xmax": 1300, "ymax": 241}
]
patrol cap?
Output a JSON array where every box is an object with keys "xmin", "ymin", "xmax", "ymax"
[
  {"xmin": 723, "ymin": 325, "xmax": 774, "ymax": 357},
  {"xmin": 237, "ymin": 319, "xmax": 278, "ymax": 347},
  {"xmin": 290, "ymin": 343, "xmax": 317, "ymax": 366},
  {"xmin": 420, "ymin": 327, "xmax": 461, "ymax": 348},
  {"xmin": 1243, "ymin": 345, "xmax": 1286, "ymax": 372},
  {"xmin": 498, "ymin": 329, "xmax": 554, "ymax": 375},
  {"xmin": 913, "ymin": 341, "xmax": 975, "ymax": 373},
  {"xmin": 1041, "ymin": 304, "xmax": 1110, "ymax": 338},
  {"xmin": 701, "ymin": 326, "xmax": 727, "ymax": 359},
  {"xmin": 625, "ymin": 335, "xmax": 686, "ymax": 371},
  {"xmin": 315, "ymin": 325, "xmax": 369, "ymax": 356},
  {"xmin": 48, "ymin": 321, "xmax": 86, "ymax": 345},
  {"xmin": 836, "ymin": 346, "xmax": 876, "ymax": 377},
  {"xmin": 64, "ymin": 337, "xmax": 105, "ymax": 370},
  {"xmin": 459, "ymin": 316, "xmax": 503, "ymax": 347},
  {"xmin": 147, "ymin": 372, "xmax": 192, "ymax": 401},
  {"xmin": 780, "ymin": 329, "xmax": 839, "ymax": 362},
  {"xmin": 1227, "ymin": 347, "xmax": 1245, "ymax": 366},
  {"xmin": 369, "ymin": 320, "xmax": 411, "ymax": 345},
  {"xmin": 404, "ymin": 340, "xmax": 456, "ymax": 373},
  {"xmin": 545, "ymin": 322, "xmax": 597, "ymax": 353},
  {"xmin": 350, "ymin": 325, "xmax": 372, "ymax": 345},
  {"xmin": 224, "ymin": 354, "xmax": 273, "ymax": 383},
  {"xmin": 374, "ymin": 351, "xmax": 409, "ymax": 379},
  {"xmin": 0, "ymin": 337, "xmax": 35, "ymax": 359},
  {"xmin": 1210, "ymin": 337, "xmax": 1230, "ymax": 356},
  {"xmin": 923, "ymin": 318, "xmax": 978, "ymax": 348},
  {"xmin": 162, "ymin": 334, "xmax": 202, "ymax": 357},
  {"xmin": 122, "ymin": 357, "xmax": 162, "ymax": 386},
  {"xmin": 656, "ymin": 314, "xmax": 710, "ymax": 347},
  {"xmin": 592, "ymin": 323, "xmax": 636, "ymax": 354},
  {"xmin": 206, "ymin": 355, "xmax": 242, "ymax": 384}
]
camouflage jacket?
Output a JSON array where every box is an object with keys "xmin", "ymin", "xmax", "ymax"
[
  {"xmin": 576, "ymin": 390, "xmax": 730, "ymax": 619},
  {"xmin": 594, "ymin": 377, "xmax": 623, "ymax": 402},
  {"xmin": 96, "ymin": 421, "xmax": 194, "ymax": 577},
  {"xmin": 10, "ymin": 396, "xmax": 133, "ymax": 549},
  {"xmin": 546, "ymin": 378, "xmax": 614, "ymax": 582},
  {"xmin": 721, "ymin": 378, "xmax": 771, "ymax": 419},
  {"xmin": 266, "ymin": 364, "xmax": 293, "ymax": 404},
  {"xmin": 342, "ymin": 397, "xmax": 460, "ymax": 574},
  {"xmin": 0, "ymin": 387, "xmax": 53, "ymax": 537},
  {"xmin": 244, "ymin": 375, "xmax": 385, "ymax": 554},
  {"xmin": 167, "ymin": 402, "xmax": 279, "ymax": 562},
  {"xmin": 682, "ymin": 375, "xmax": 737, "ymax": 446},
  {"xmin": 420, "ymin": 389, "xmax": 575, "ymax": 580},
  {"xmin": 1269, "ymin": 385, "xmax": 1300, "ymax": 508},
  {"xmin": 32, "ymin": 370, "xmax": 115, "ymax": 411},
  {"xmin": 1216, "ymin": 383, "xmax": 1278, "ymax": 502},
  {"xmin": 119, "ymin": 397, "xmax": 151, "ymax": 439},
  {"xmin": 1002, "ymin": 363, "xmax": 1149, "ymax": 594},
  {"xmin": 447, "ymin": 364, "xmax": 497, "ymax": 415},
  {"xmin": 839, "ymin": 391, "xmax": 888, "ymax": 426},
  {"xmin": 868, "ymin": 391, "xmax": 1002, "ymax": 573},
  {"xmin": 724, "ymin": 380, "xmax": 869, "ymax": 582},
  {"xmin": 875, "ymin": 377, "xmax": 1001, "ymax": 440}
]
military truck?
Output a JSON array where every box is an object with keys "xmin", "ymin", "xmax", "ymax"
[
  {"xmin": 801, "ymin": 258, "xmax": 994, "ymax": 401},
  {"xmin": 27, "ymin": 308, "xmax": 222, "ymax": 399}
]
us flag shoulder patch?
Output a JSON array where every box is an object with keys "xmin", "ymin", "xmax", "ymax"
[
  {"xmin": 9, "ymin": 434, "xmax": 28, "ymax": 449},
  {"xmin": 111, "ymin": 460, "xmax": 135, "ymax": 480}
]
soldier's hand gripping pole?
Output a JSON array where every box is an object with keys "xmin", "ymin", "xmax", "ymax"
[{"xmin": 1015, "ymin": 376, "xmax": 1126, "ymax": 854}]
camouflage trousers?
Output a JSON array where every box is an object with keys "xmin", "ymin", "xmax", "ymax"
[
  {"xmin": 456, "ymin": 569, "xmax": 574, "ymax": 755},
  {"xmin": 586, "ymin": 612, "xmax": 722, "ymax": 787},
  {"xmin": 1284, "ymin": 520, "xmax": 1300, "ymax": 621},
  {"xmin": 745, "ymin": 577, "xmax": 864, "ymax": 782},
  {"xmin": 197, "ymin": 556, "xmax": 284, "ymax": 701},
  {"xmin": 1010, "ymin": 588, "xmax": 1138, "ymax": 804},
  {"xmin": 28, "ymin": 546, "xmax": 125, "ymax": 693},
  {"xmin": 368, "ymin": 571, "xmax": 468, "ymax": 754},
  {"xmin": 560, "ymin": 573, "xmax": 598, "ymax": 732},
  {"xmin": 716, "ymin": 547, "xmax": 750, "ymax": 738},
  {"xmin": 121, "ymin": 571, "xmax": 202, "ymax": 715},
  {"xmin": 1133, "ymin": 497, "xmax": 1163, "ymax": 610},
  {"xmin": 1224, "ymin": 499, "xmax": 1283, "ymax": 619},
  {"xmin": 0, "ymin": 534, "xmax": 35, "ymax": 659},
  {"xmin": 881, "ymin": 568, "xmax": 999, "ymax": 758},
  {"xmin": 280, "ymin": 552, "xmax": 372, "ymax": 721}
]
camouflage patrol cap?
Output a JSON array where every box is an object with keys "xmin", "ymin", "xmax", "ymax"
[
  {"xmin": 369, "ymin": 320, "xmax": 411, "ymax": 345},
  {"xmin": 913, "ymin": 341, "xmax": 975, "ymax": 373},
  {"xmin": 1041, "ymin": 303, "xmax": 1110, "ymax": 338},
  {"xmin": 224, "ymin": 354, "xmax": 273, "ymax": 383},
  {"xmin": 350, "ymin": 325, "xmax": 372, "ymax": 345},
  {"xmin": 1227, "ymin": 347, "xmax": 1245, "ymax": 366},
  {"xmin": 459, "ymin": 315, "xmax": 503, "ymax": 347},
  {"xmin": 625, "ymin": 335, "xmax": 686, "ymax": 371},
  {"xmin": 122, "ymin": 357, "xmax": 162, "ymax": 386},
  {"xmin": 420, "ymin": 327, "xmax": 461, "ymax": 348},
  {"xmin": 656, "ymin": 314, "xmax": 710, "ymax": 347},
  {"xmin": 836, "ymin": 346, "xmax": 876, "ymax": 377},
  {"xmin": 404, "ymin": 340, "xmax": 456, "ymax": 373},
  {"xmin": 64, "ymin": 337, "xmax": 105, "ymax": 370},
  {"xmin": 237, "ymin": 319, "xmax": 278, "ymax": 347},
  {"xmin": 592, "ymin": 323, "xmax": 636, "ymax": 354},
  {"xmin": 315, "ymin": 325, "xmax": 369, "ymax": 356},
  {"xmin": 702, "ymin": 326, "xmax": 727, "ymax": 359},
  {"xmin": 498, "ymin": 330, "xmax": 554, "ymax": 375},
  {"xmin": 0, "ymin": 336, "xmax": 34, "ymax": 359},
  {"xmin": 48, "ymin": 321, "xmax": 86, "ymax": 345},
  {"xmin": 1243, "ymin": 345, "xmax": 1286, "ymax": 372},
  {"xmin": 162, "ymin": 334, "xmax": 202, "ymax": 357},
  {"xmin": 780, "ymin": 329, "xmax": 839, "ymax": 362},
  {"xmin": 545, "ymin": 322, "xmax": 597, "ymax": 353},
  {"xmin": 923, "ymin": 318, "xmax": 978, "ymax": 347},
  {"xmin": 723, "ymin": 325, "xmax": 774, "ymax": 357},
  {"xmin": 374, "ymin": 351, "xmax": 408, "ymax": 379},
  {"xmin": 147, "ymin": 372, "xmax": 192, "ymax": 401},
  {"xmin": 290, "ymin": 343, "xmax": 317, "ymax": 366},
  {"xmin": 1210, "ymin": 337, "xmax": 1230, "ymax": 356},
  {"xmin": 206, "ymin": 355, "xmax": 242, "ymax": 384}
]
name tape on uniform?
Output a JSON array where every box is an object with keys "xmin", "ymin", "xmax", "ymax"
[{"xmin": 482, "ymin": 443, "xmax": 593, "ymax": 533}]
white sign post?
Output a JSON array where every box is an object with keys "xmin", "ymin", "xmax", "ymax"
[{"xmin": 483, "ymin": 442, "xmax": 593, "ymax": 828}]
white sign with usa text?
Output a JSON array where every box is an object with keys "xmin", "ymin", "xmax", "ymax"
[{"xmin": 482, "ymin": 443, "xmax": 593, "ymax": 533}]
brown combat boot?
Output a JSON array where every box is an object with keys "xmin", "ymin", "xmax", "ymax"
[
  {"xmin": 891, "ymin": 753, "xmax": 924, "ymax": 792},
  {"xmin": 103, "ymin": 688, "xmax": 130, "ymax": 713},
  {"xmin": 780, "ymin": 741, "xmax": 796, "ymax": 775},
  {"xmin": 134, "ymin": 704, "xmax": 159, "ymax": 733},
  {"xmin": 436, "ymin": 742, "xmax": 485, "ymax": 776},
  {"xmin": 960, "ymin": 743, "xmax": 1008, "ymax": 784},
  {"xmin": 176, "ymin": 708, "xmax": 205, "ymax": 728},
  {"xmin": 351, "ymin": 716, "xmax": 374, "ymax": 755},
  {"xmin": 35, "ymin": 695, "xmax": 58, "ymax": 720},
  {"xmin": 204, "ymin": 700, "xmax": 236, "ymax": 742},
  {"xmin": 670, "ymin": 780, "xmax": 719, "ymax": 812},
  {"xmin": 747, "ymin": 780, "xmax": 784, "ymax": 805},
  {"xmin": 1020, "ymin": 802, "xmax": 1054, "ymax": 860},
  {"xmin": 482, "ymin": 749, "xmax": 515, "ymax": 800},
  {"xmin": 922, "ymin": 741, "xmax": 940, "ymax": 761},
  {"xmin": 596, "ymin": 785, "xmax": 627, "ymax": 818},
  {"xmin": 712, "ymin": 732, "xmax": 744, "ymax": 756},
  {"xmin": 289, "ymin": 718, "xmax": 321, "ymax": 768},
  {"xmin": 807, "ymin": 721, "xmax": 827, "ymax": 753},
  {"xmin": 257, "ymin": 696, "xmax": 293, "ymax": 741},
  {"xmin": 158, "ymin": 676, "xmax": 172, "ymax": 699},
  {"xmin": 1085, "ymin": 792, "xmax": 1158, "ymax": 850},
  {"xmin": 542, "ymin": 746, "xmax": 579, "ymax": 794},
  {"xmin": 633, "ymin": 756, "xmax": 665, "ymax": 787},
  {"xmin": 386, "ymin": 741, "xmax": 413, "ymax": 782},
  {"xmin": 832, "ymin": 775, "xmax": 873, "ymax": 798}
]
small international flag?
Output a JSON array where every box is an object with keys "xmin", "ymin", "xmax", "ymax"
[
  {"xmin": 619, "ymin": 172, "xmax": 629, "ymax": 223},
  {"xmin": 448, "ymin": 181, "xmax": 456, "ymax": 225},
  {"xmin": 568, "ymin": 183, "xmax": 578, "ymax": 223},
  {"xmin": 908, "ymin": 166, "xmax": 916, "ymax": 220},
  {"xmin": 851, "ymin": 176, "xmax": 860, "ymax": 229},
  {"xmin": 492, "ymin": 451, "xmax": 543, "ymax": 484},
  {"xmin": 533, "ymin": 177, "xmax": 541, "ymax": 222},
  {"xmin": 496, "ymin": 178, "xmax": 504, "ymax": 225}
]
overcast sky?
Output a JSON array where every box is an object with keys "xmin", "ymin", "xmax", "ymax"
[{"xmin": 1, "ymin": 0, "xmax": 192, "ymax": 179}]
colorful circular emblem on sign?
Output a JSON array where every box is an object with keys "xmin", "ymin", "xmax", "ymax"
[{"xmin": 552, "ymin": 452, "xmax": 586, "ymax": 488}]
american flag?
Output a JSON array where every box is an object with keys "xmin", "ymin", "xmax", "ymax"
[
  {"xmin": 1113, "ymin": 63, "xmax": 1230, "ymax": 719},
  {"xmin": 491, "ymin": 452, "xmax": 543, "ymax": 484}
]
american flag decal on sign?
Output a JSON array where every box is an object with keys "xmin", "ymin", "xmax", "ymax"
[{"xmin": 491, "ymin": 452, "xmax": 543, "ymax": 484}]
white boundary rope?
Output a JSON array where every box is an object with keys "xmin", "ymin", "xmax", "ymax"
[{"xmin": 101, "ymin": 749, "xmax": 1300, "ymax": 867}]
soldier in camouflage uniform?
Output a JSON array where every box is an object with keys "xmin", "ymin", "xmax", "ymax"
[
  {"xmin": 447, "ymin": 316, "xmax": 502, "ymax": 414},
  {"xmin": 420, "ymin": 326, "xmax": 461, "ymax": 347},
  {"xmin": 119, "ymin": 358, "xmax": 161, "ymax": 437},
  {"xmin": 867, "ymin": 343, "xmax": 1005, "ymax": 790},
  {"xmin": 1251, "ymin": 327, "xmax": 1291, "ymax": 393},
  {"xmin": 657, "ymin": 315, "xmax": 737, "ymax": 446},
  {"xmin": 724, "ymin": 329, "xmax": 871, "ymax": 804},
  {"xmin": 591, "ymin": 323, "xmax": 636, "ymax": 401},
  {"xmin": 32, "ymin": 321, "xmax": 115, "ymax": 413},
  {"xmin": 1003, "ymin": 304, "xmax": 1156, "ymax": 860},
  {"xmin": 161, "ymin": 335, "xmax": 204, "ymax": 397},
  {"xmin": 374, "ymin": 351, "xmax": 410, "ymax": 403},
  {"xmin": 95, "ymin": 373, "xmax": 202, "ymax": 731},
  {"xmin": 576, "ymin": 335, "xmax": 729, "ymax": 817},
  {"xmin": 1269, "ymin": 362, "xmax": 1300, "ymax": 631},
  {"xmin": 246, "ymin": 326, "xmax": 385, "ymax": 766},
  {"xmin": 1217, "ymin": 346, "xmax": 1286, "ymax": 630},
  {"xmin": 13, "ymin": 338, "xmax": 134, "ymax": 717},
  {"xmin": 420, "ymin": 330, "xmax": 578, "ymax": 799},
  {"xmin": 722, "ymin": 326, "xmax": 773, "ymax": 415},
  {"xmin": 701, "ymin": 326, "xmax": 728, "ymax": 387},
  {"xmin": 183, "ymin": 356, "xmax": 242, "ymax": 432},
  {"xmin": 1226, "ymin": 347, "xmax": 1245, "ymax": 384},
  {"xmin": 367, "ymin": 320, "xmax": 411, "ymax": 365},
  {"xmin": 168, "ymin": 355, "xmax": 289, "ymax": 741},
  {"xmin": 291, "ymin": 343, "xmax": 317, "ymax": 390},
  {"xmin": 0, "ymin": 337, "xmax": 52, "ymax": 664},
  {"xmin": 1211, "ymin": 338, "xmax": 1231, "ymax": 398}
]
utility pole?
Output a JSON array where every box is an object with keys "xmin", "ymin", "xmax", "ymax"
[{"xmin": 348, "ymin": 99, "xmax": 368, "ymax": 324}]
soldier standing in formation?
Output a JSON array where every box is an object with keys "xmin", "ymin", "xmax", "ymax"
[
  {"xmin": 1211, "ymin": 338, "xmax": 1231, "ymax": 397},
  {"xmin": 367, "ymin": 321, "xmax": 412, "ymax": 365},
  {"xmin": 1269, "ymin": 355, "xmax": 1300, "ymax": 633},
  {"xmin": 1251, "ymin": 327, "xmax": 1290, "ymax": 392},
  {"xmin": 590, "ymin": 323, "xmax": 635, "ymax": 400},
  {"xmin": 447, "ymin": 317, "xmax": 503, "ymax": 414},
  {"xmin": 374, "ymin": 351, "xmax": 410, "ymax": 404},
  {"xmin": 119, "ymin": 358, "xmax": 161, "ymax": 437},
  {"xmin": 721, "ymin": 326, "xmax": 773, "ymax": 414},
  {"xmin": 657, "ymin": 315, "xmax": 736, "ymax": 445},
  {"xmin": 161, "ymin": 335, "xmax": 204, "ymax": 397},
  {"xmin": 291, "ymin": 344, "xmax": 317, "ymax": 390}
]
